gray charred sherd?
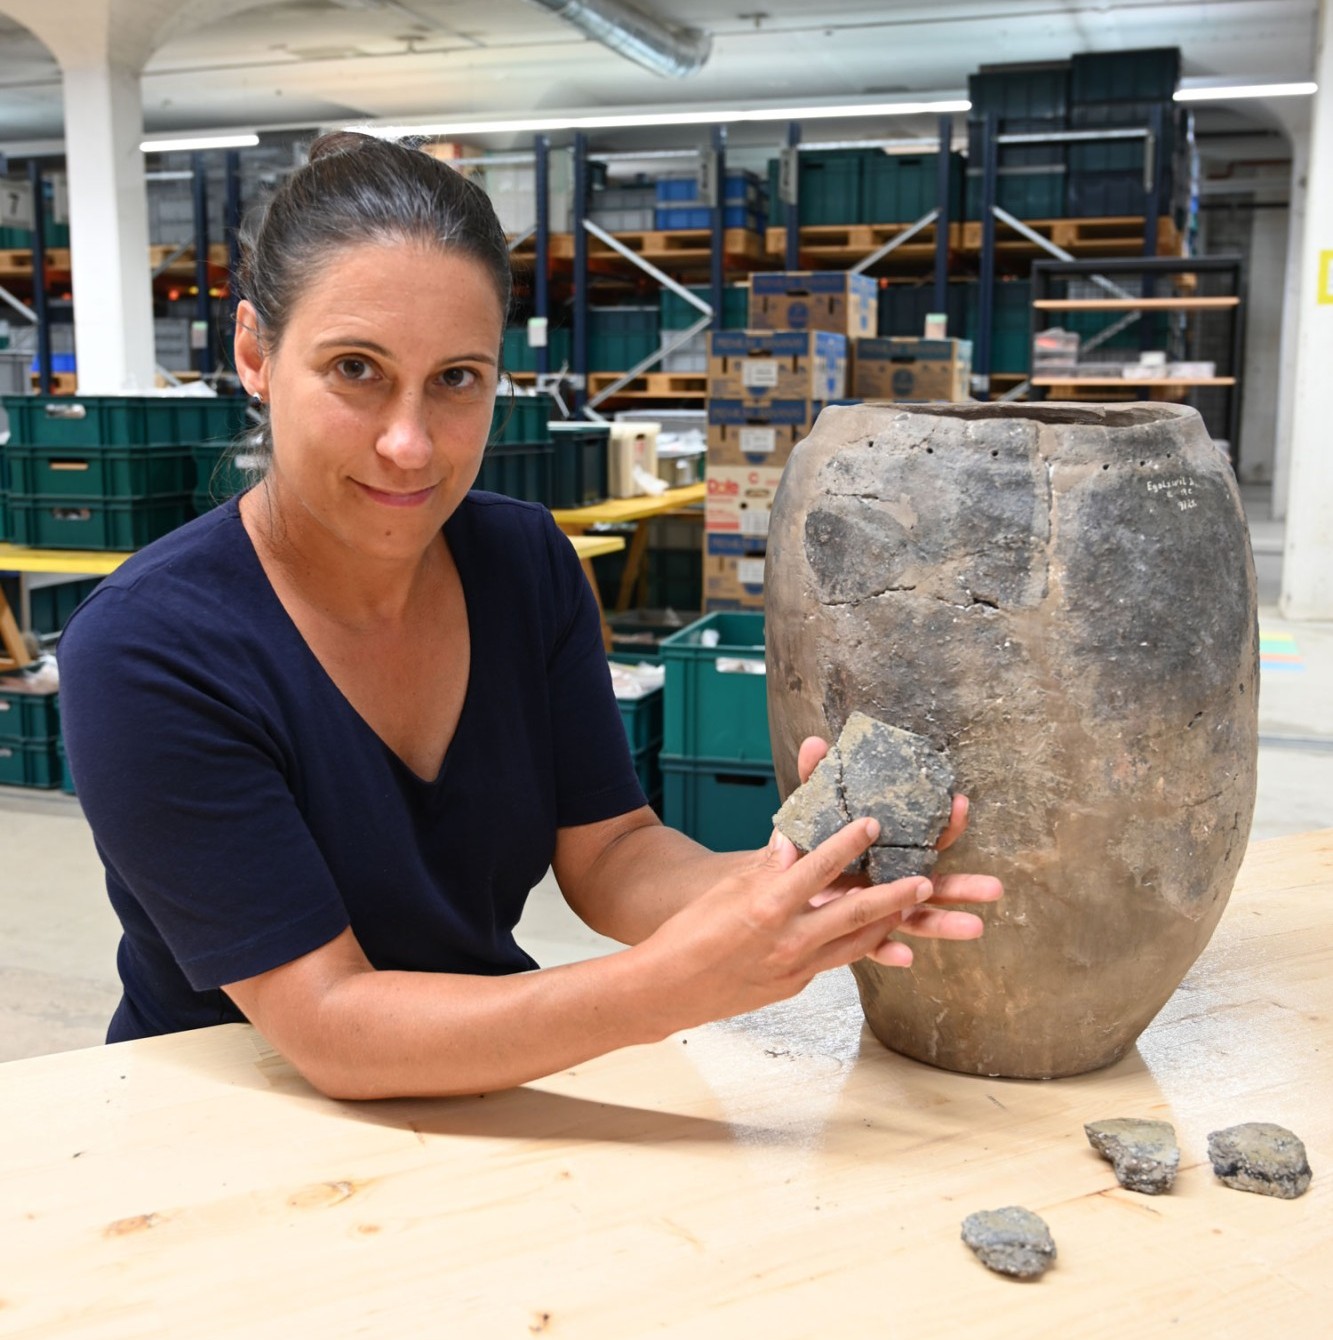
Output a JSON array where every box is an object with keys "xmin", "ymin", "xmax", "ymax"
[
  {"xmin": 1084, "ymin": 1117, "xmax": 1180, "ymax": 1195},
  {"xmin": 772, "ymin": 711, "xmax": 953, "ymax": 882},
  {"xmin": 1206, "ymin": 1122, "xmax": 1312, "ymax": 1199},
  {"xmin": 960, "ymin": 1206, "xmax": 1056, "ymax": 1280}
]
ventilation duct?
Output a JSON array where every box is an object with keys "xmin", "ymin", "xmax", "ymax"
[{"xmin": 522, "ymin": 0, "xmax": 710, "ymax": 79}]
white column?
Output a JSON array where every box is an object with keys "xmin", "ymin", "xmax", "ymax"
[
  {"xmin": 1280, "ymin": 4, "xmax": 1333, "ymax": 619},
  {"xmin": 60, "ymin": 61, "xmax": 156, "ymax": 393},
  {"xmin": 1238, "ymin": 206, "xmax": 1288, "ymax": 485},
  {"xmin": 1271, "ymin": 114, "xmax": 1309, "ymax": 521}
]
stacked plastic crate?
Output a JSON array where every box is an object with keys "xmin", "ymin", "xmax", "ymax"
[
  {"xmin": 658, "ymin": 611, "xmax": 779, "ymax": 851},
  {"xmin": 0, "ymin": 678, "xmax": 61, "ymax": 791},
  {"xmin": 702, "ymin": 273, "xmax": 873, "ymax": 611},
  {"xmin": 654, "ymin": 169, "xmax": 766, "ymax": 233},
  {"xmin": 0, "ymin": 395, "xmax": 248, "ymax": 549},
  {"xmin": 1066, "ymin": 48, "xmax": 1180, "ymax": 218},
  {"xmin": 965, "ymin": 62, "xmax": 1071, "ymax": 220},
  {"xmin": 658, "ymin": 283, "xmax": 748, "ymax": 373}
]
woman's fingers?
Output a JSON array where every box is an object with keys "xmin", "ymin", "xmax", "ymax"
[
  {"xmin": 772, "ymin": 818, "xmax": 880, "ymax": 912},
  {"xmin": 796, "ymin": 735, "xmax": 829, "ymax": 786},
  {"xmin": 923, "ymin": 871, "xmax": 1005, "ymax": 905},
  {"xmin": 896, "ymin": 906, "xmax": 987, "ymax": 939},
  {"xmin": 936, "ymin": 793, "xmax": 969, "ymax": 851}
]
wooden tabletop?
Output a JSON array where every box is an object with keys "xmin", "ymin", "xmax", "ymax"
[
  {"xmin": 549, "ymin": 482, "xmax": 706, "ymax": 532},
  {"xmin": 2, "ymin": 830, "xmax": 1329, "ymax": 1337}
]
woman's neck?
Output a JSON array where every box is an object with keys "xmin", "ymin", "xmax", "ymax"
[{"xmin": 238, "ymin": 482, "xmax": 446, "ymax": 633}]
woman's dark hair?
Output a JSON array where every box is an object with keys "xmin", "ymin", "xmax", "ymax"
[{"xmin": 233, "ymin": 131, "xmax": 512, "ymax": 463}]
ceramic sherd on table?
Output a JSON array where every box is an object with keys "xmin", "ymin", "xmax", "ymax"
[{"xmin": 764, "ymin": 403, "xmax": 1258, "ymax": 1079}]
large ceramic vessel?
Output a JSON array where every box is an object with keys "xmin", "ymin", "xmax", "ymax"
[{"xmin": 765, "ymin": 402, "xmax": 1258, "ymax": 1078}]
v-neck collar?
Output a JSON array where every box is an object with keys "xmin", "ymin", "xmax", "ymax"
[{"xmin": 228, "ymin": 494, "xmax": 476, "ymax": 788}]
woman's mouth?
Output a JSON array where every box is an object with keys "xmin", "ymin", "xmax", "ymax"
[{"xmin": 354, "ymin": 481, "xmax": 438, "ymax": 508}]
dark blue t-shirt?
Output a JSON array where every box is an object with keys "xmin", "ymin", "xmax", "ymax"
[{"xmin": 57, "ymin": 492, "xmax": 646, "ymax": 1043}]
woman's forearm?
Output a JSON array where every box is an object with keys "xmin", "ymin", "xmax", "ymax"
[{"xmin": 258, "ymin": 938, "xmax": 677, "ymax": 1100}]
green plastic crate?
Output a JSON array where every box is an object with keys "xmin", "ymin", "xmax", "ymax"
[
  {"xmin": 6, "ymin": 493, "xmax": 193, "ymax": 550},
  {"xmin": 1, "ymin": 396, "xmax": 249, "ymax": 448},
  {"xmin": 660, "ymin": 611, "xmax": 769, "ymax": 764},
  {"xmin": 503, "ymin": 326, "xmax": 573, "ymax": 373},
  {"xmin": 588, "ymin": 330, "xmax": 659, "ymax": 373},
  {"xmin": 474, "ymin": 440, "xmax": 552, "ymax": 503},
  {"xmin": 965, "ymin": 168, "xmax": 1066, "ymax": 220},
  {"xmin": 607, "ymin": 611, "xmax": 701, "ymax": 662},
  {"xmin": 491, "ymin": 394, "xmax": 555, "ymax": 447},
  {"xmin": 548, "ymin": 423, "xmax": 609, "ymax": 508},
  {"xmin": 632, "ymin": 740, "xmax": 662, "ymax": 807},
  {"xmin": 4, "ymin": 442, "xmax": 195, "ymax": 500},
  {"xmin": 24, "ymin": 577, "xmax": 101, "ymax": 634},
  {"xmin": 616, "ymin": 682, "xmax": 664, "ymax": 754},
  {"xmin": 191, "ymin": 441, "xmax": 265, "ymax": 511},
  {"xmin": 660, "ymin": 754, "xmax": 779, "ymax": 851},
  {"xmin": 0, "ymin": 736, "xmax": 60, "ymax": 789},
  {"xmin": 863, "ymin": 153, "xmax": 965, "ymax": 225},
  {"xmin": 0, "ymin": 687, "xmax": 60, "ymax": 741},
  {"xmin": 660, "ymin": 284, "xmax": 749, "ymax": 331}
]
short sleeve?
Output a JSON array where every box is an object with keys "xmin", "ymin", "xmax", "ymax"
[
  {"xmin": 539, "ymin": 513, "xmax": 649, "ymax": 828},
  {"xmin": 58, "ymin": 586, "xmax": 350, "ymax": 990}
]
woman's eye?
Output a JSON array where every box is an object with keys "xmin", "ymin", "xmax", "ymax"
[
  {"xmin": 335, "ymin": 357, "xmax": 375, "ymax": 381},
  {"xmin": 440, "ymin": 366, "xmax": 479, "ymax": 390}
]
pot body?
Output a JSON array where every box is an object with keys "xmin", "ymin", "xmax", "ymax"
[{"xmin": 765, "ymin": 403, "xmax": 1258, "ymax": 1078}]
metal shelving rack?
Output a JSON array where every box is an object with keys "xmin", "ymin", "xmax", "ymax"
[{"xmin": 1028, "ymin": 253, "xmax": 1246, "ymax": 465}]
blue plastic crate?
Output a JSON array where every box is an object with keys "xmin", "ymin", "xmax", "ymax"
[
  {"xmin": 654, "ymin": 170, "xmax": 764, "ymax": 205},
  {"xmin": 654, "ymin": 205, "xmax": 764, "ymax": 231}
]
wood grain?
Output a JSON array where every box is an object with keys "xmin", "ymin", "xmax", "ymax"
[{"xmin": 1, "ymin": 831, "xmax": 1329, "ymax": 1338}]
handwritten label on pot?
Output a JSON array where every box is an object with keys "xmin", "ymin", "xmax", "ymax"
[{"xmin": 1147, "ymin": 474, "xmax": 1199, "ymax": 512}]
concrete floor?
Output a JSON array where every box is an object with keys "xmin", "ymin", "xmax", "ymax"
[{"xmin": 2, "ymin": 494, "xmax": 1330, "ymax": 1064}]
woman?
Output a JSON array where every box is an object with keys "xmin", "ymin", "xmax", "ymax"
[{"xmin": 58, "ymin": 133, "xmax": 1001, "ymax": 1100}]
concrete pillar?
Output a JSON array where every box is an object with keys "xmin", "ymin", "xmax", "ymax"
[
  {"xmin": 1271, "ymin": 111, "xmax": 1310, "ymax": 521},
  {"xmin": 1280, "ymin": 4, "xmax": 1333, "ymax": 618},
  {"xmin": 61, "ymin": 62, "xmax": 156, "ymax": 392},
  {"xmin": 1238, "ymin": 205, "xmax": 1288, "ymax": 486}
]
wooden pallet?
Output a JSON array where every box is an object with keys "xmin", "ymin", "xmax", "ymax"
[
  {"xmin": 960, "ymin": 215, "xmax": 1182, "ymax": 255},
  {"xmin": 765, "ymin": 221, "xmax": 962, "ymax": 256},
  {"xmin": 536, "ymin": 228, "xmax": 766, "ymax": 266},
  {"xmin": 588, "ymin": 371, "xmax": 707, "ymax": 399},
  {"xmin": 28, "ymin": 372, "xmax": 77, "ymax": 395}
]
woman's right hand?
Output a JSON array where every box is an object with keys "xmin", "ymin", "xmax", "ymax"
[{"xmin": 638, "ymin": 816, "xmax": 992, "ymax": 1033}]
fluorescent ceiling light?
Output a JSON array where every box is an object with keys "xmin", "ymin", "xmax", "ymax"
[
  {"xmin": 350, "ymin": 100, "xmax": 971, "ymax": 138},
  {"xmin": 140, "ymin": 133, "xmax": 261, "ymax": 152},
  {"xmin": 1174, "ymin": 82, "xmax": 1317, "ymax": 102}
]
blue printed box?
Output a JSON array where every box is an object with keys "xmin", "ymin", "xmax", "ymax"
[
  {"xmin": 748, "ymin": 271, "xmax": 878, "ymax": 338},
  {"xmin": 707, "ymin": 329, "xmax": 847, "ymax": 402}
]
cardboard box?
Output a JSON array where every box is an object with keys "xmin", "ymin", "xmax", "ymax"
[
  {"xmin": 706, "ymin": 421, "xmax": 805, "ymax": 468},
  {"xmin": 705, "ymin": 465, "xmax": 784, "ymax": 553},
  {"xmin": 703, "ymin": 553, "xmax": 767, "ymax": 611},
  {"xmin": 749, "ymin": 271, "xmax": 878, "ymax": 338},
  {"xmin": 852, "ymin": 337, "xmax": 972, "ymax": 402},
  {"xmin": 707, "ymin": 330, "xmax": 847, "ymax": 402},
  {"xmin": 607, "ymin": 421, "xmax": 660, "ymax": 498},
  {"xmin": 707, "ymin": 397, "xmax": 823, "ymax": 429}
]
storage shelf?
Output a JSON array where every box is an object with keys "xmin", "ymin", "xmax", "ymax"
[
  {"xmin": 1033, "ymin": 297, "xmax": 1240, "ymax": 311},
  {"xmin": 1030, "ymin": 376, "xmax": 1237, "ymax": 387}
]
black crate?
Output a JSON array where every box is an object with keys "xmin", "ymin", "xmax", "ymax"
[
  {"xmin": 1070, "ymin": 48, "xmax": 1180, "ymax": 104},
  {"xmin": 474, "ymin": 440, "xmax": 553, "ymax": 504},
  {"xmin": 548, "ymin": 424, "xmax": 609, "ymax": 508},
  {"xmin": 968, "ymin": 63, "xmax": 1071, "ymax": 120}
]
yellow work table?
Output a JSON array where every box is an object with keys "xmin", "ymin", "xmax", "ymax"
[
  {"xmin": 1, "ymin": 830, "xmax": 1329, "ymax": 1336},
  {"xmin": 0, "ymin": 532, "xmax": 626, "ymax": 666},
  {"xmin": 550, "ymin": 481, "xmax": 705, "ymax": 613}
]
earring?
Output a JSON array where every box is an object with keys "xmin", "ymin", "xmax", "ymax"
[{"xmin": 249, "ymin": 392, "xmax": 265, "ymax": 409}]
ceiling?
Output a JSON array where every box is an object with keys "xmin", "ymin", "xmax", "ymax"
[{"xmin": 0, "ymin": 0, "xmax": 1319, "ymax": 160}]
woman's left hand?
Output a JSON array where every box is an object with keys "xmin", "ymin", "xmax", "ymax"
[{"xmin": 783, "ymin": 735, "xmax": 1002, "ymax": 962}]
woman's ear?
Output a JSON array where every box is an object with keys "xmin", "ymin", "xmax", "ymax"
[{"xmin": 233, "ymin": 300, "xmax": 269, "ymax": 401}]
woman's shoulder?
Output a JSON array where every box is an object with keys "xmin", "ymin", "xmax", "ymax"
[
  {"xmin": 451, "ymin": 490, "xmax": 570, "ymax": 571},
  {"xmin": 60, "ymin": 497, "xmax": 268, "ymax": 656}
]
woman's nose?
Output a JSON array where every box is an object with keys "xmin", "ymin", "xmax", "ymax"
[{"xmin": 375, "ymin": 394, "xmax": 433, "ymax": 471}]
